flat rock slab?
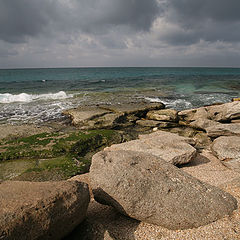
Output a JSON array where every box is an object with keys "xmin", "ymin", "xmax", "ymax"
[
  {"xmin": 107, "ymin": 131, "xmax": 196, "ymax": 165},
  {"xmin": 212, "ymin": 136, "xmax": 240, "ymax": 172},
  {"xmin": 206, "ymin": 123, "xmax": 240, "ymax": 138},
  {"xmin": 0, "ymin": 181, "xmax": 90, "ymax": 240},
  {"xmin": 90, "ymin": 150, "xmax": 237, "ymax": 230},
  {"xmin": 63, "ymin": 102, "xmax": 165, "ymax": 128}
]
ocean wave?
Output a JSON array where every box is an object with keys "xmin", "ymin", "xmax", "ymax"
[
  {"xmin": 0, "ymin": 91, "xmax": 72, "ymax": 104},
  {"xmin": 145, "ymin": 97, "xmax": 193, "ymax": 109}
]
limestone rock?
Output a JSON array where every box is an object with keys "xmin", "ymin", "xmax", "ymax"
[
  {"xmin": 178, "ymin": 107, "xmax": 209, "ymax": 123},
  {"xmin": 212, "ymin": 136, "xmax": 240, "ymax": 161},
  {"xmin": 90, "ymin": 150, "xmax": 237, "ymax": 230},
  {"xmin": 0, "ymin": 181, "xmax": 90, "ymax": 240},
  {"xmin": 206, "ymin": 123, "xmax": 240, "ymax": 138},
  {"xmin": 207, "ymin": 102, "xmax": 240, "ymax": 122},
  {"xmin": 63, "ymin": 102, "xmax": 165, "ymax": 129},
  {"xmin": 211, "ymin": 136, "xmax": 240, "ymax": 172},
  {"xmin": 189, "ymin": 119, "xmax": 220, "ymax": 131},
  {"xmin": 146, "ymin": 109, "xmax": 178, "ymax": 122},
  {"xmin": 107, "ymin": 131, "xmax": 196, "ymax": 166},
  {"xmin": 136, "ymin": 120, "xmax": 161, "ymax": 128}
]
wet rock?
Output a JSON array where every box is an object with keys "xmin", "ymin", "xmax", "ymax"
[
  {"xmin": 90, "ymin": 150, "xmax": 237, "ymax": 230},
  {"xmin": 0, "ymin": 180, "xmax": 90, "ymax": 240},
  {"xmin": 107, "ymin": 131, "xmax": 196, "ymax": 165},
  {"xmin": 146, "ymin": 109, "xmax": 178, "ymax": 122}
]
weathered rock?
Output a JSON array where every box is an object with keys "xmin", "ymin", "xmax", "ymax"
[
  {"xmin": 178, "ymin": 102, "xmax": 240, "ymax": 125},
  {"xmin": 63, "ymin": 102, "xmax": 165, "ymax": 129},
  {"xmin": 212, "ymin": 136, "xmax": 240, "ymax": 161},
  {"xmin": 178, "ymin": 107, "xmax": 209, "ymax": 123},
  {"xmin": 90, "ymin": 150, "xmax": 237, "ymax": 230},
  {"xmin": 206, "ymin": 123, "xmax": 240, "ymax": 138},
  {"xmin": 207, "ymin": 102, "xmax": 240, "ymax": 122},
  {"xmin": 189, "ymin": 119, "xmax": 220, "ymax": 131},
  {"xmin": 146, "ymin": 109, "xmax": 178, "ymax": 122},
  {"xmin": 211, "ymin": 136, "xmax": 240, "ymax": 172},
  {"xmin": 107, "ymin": 131, "xmax": 196, "ymax": 166},
  {"xmin": 63, "ymin": 106, "xmax": 111, "ymax": 126},
  {"xmin": 0, "ymin": 181, "xmax": 90, "ymax": 240}
]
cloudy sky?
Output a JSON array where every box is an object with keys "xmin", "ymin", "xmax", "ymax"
[{"xmin": 0, "ymin": 0, "xmax": 240, "ymax": 68}]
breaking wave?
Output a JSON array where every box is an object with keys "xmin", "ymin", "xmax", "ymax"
[{"xmin": 0, "ymin": 91, "xmax": 72, "ymax": 104}]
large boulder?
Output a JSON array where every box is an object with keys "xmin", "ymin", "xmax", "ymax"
[
  {"xmin": 0, "ymin": 180, "xmax": 90, "ymax": 240},
  {"xmin": 206, "ymin": 123, "xmax": 240, "ymax": 138},
  {"xmin": 212, "ymin": 136, "xmax": 240, "ymax": 172},
  {"xmin": 107, "ymin": 131, "xmax": 196, "ymax": 165},
  {"xmin": 178, "ymin": 107, "xmax": 209, "ymax": 123},
  {"xmin": 90, "ymin": 150, "xmax": 237, "ymax": 230}
]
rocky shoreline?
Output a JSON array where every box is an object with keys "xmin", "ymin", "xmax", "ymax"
[{"xmin": 1, "ymin": 100, "xmax": 240, "ymax": 239}]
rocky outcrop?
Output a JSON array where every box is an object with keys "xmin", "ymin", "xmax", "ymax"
[
  {"xmin": 212, "ymin": 136, "xmax": 240, "ymax": 172},
  {"xmin": 178, "ymin": 102, "xmax": 240, "ymax": 124},
  {"xmin": 63, "ymin": 102, "xmax": 165, "ymax": 129},
  {"xmin": 90, "ymin": 149, "xmax": 237, "ymax": 230},
  {"xmin": 0, "ymin": 180, "xmax": 90, "ymax": 240},
  {"xmin": 106, "ymin": 131, "xmax": 196, "ymax": 166}
]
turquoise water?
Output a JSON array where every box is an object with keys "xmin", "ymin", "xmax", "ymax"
[{"xmin": 0, "ymin": 67, "xmax": 240, "ymax": 123}]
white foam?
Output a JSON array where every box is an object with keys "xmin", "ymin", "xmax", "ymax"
[
  {"xmin": 145, "ymin": 97, "xmax": 193, "ymax": 109},
  {"xmin": 0, "ymin": 91, "xmax": 72, "ymax": 104}
]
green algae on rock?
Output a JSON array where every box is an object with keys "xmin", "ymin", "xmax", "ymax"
[{"xmin": 0, "ymin": 129, "xmax": 123, "ymax": 181}]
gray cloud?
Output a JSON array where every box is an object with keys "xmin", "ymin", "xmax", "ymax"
[
  {"xmin": 0, "ymin": 0, "xmax": 160, "ymax": 44},
  {"xmin": 0, "ymin": 0, "xmax": 240, "ymax": 67},
  {"xmin": 159, "ymin": 0, "xmax": 240, "ymax": 45}
]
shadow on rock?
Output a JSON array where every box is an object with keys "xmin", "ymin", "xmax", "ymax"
[
  {"xmin": 64, "ymin": 200, "xmax": 140, "ymax": 240},
  {"xmin": 179, "ymin": 153, "xmax": 210, "ymax": 168}
]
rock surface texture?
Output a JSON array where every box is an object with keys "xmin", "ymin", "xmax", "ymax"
[
  {"xmin": 90, "ymin": 149, "xmax": 237, "ymax": 230},
  {"xmin": 107, "ymin": 131, "xmax": 196, "ymax": 165},
  {"xmin": 212, "ymin": 136, "xmax": 240, "ymax": 172},
  {"xmin": 63, "ymin": 102, "xmax": 165, "ymax": 129},
  {"xmin": 0, "ymin": 181, "xmax": 90, "ymax": 240}
]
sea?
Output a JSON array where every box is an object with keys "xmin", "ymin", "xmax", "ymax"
[{"xmin": 0, "ymin": 67, "xmax": 240, "ymax": 124}]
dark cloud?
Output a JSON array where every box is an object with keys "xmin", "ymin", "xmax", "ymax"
[
  {"xmin": 0, "ymin": 0, "xmax": 58, "ymax": 43},
  {"xmin": 0, "ymin": 0, "xmax": 160, "ymax": 44},
  {"xmin": 159, "ymin": 0, "xmax": 240, "ymax": 45}
]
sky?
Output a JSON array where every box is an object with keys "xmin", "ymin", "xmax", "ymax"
[{"xmin": 0, "ymin": 0, "xmax": 240, "ymax": 68}]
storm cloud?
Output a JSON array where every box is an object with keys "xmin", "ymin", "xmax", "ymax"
[{"xmin": 0, "ymin": 0, "xmax": 240, "ymax": 68}]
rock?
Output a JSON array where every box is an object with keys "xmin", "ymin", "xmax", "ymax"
[
  {"xmin": 136, "ymin": 120, "xmax": 178, "ymax": 129},
  {"xmin": 68, "ymin": 173, "xmax": 93, "ymax": 198},
  {"xmin": 107, "ymin": 131, "xmax": 196, "ymax": 166},
  {"xmin": 178, "ymin": 107, "xmax": 209, "ymax": 123},
  {"xmin": 178, "ymin": 102, "xmax": 240, "ymax": 125},
  {"xmin": 207, "ymin": 102, "xmax": 240, "ymax": 122},
  {"xmin": 146, "ymin": 109, "xmax": 178, "ymax": 122},
  {"xmin": 211, "ymin": 136, "xmax": 240, "ymax": 172},
  {"xmin": 63, "ymin": 106, "xmax": 111, "ymax": 126},
  {"xmin": 206, "ymin": 123, "xmax": 240, "ymax": 138},
  {"xmin": 63, "ymin": 102, "xmax": 165, "ymax": 129},
  {"xmin": 212, "ymin": 136, "xmax": 240, "ymax": 161},
  {"xmin": 189, "ymin": 119, "xmax": 220, "ymax": 131},
  {"xmin": 0, "ymin": 181, "xmax": 90, "ymax": 240},
  {"xmin": 136, "ymin": 120, "xmax": 161, "ymax": 128},
  {"xmin": 90, "ymin": 150, "xmax": 237, "ymax": 230},
  {"xmin": 232, "ymin": 98, "xmax": 240, "ymax": 102}
]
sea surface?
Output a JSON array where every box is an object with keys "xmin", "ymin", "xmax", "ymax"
[{"xmin": 0, "ymin": 67, "xmax": 240, "ymax": 124}]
